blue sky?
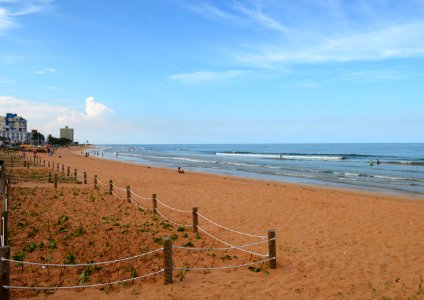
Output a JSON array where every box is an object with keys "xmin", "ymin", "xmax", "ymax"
[{"xmin": 0, "ymin": 0, "xmax": 423, "ymax": 144}]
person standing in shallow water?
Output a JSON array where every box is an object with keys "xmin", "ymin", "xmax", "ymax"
[{"xmin": 370, "ymin": 160, "xmax": 374, "ymax": 166}]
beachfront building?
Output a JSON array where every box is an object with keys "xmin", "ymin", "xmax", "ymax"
[
  {"xmin": 0, "ymin": 113, "xmax": 30, "ymax": 144},
  {"xmin": 60, "ymin": 126, "xmax": 74, "ymax": 142}
]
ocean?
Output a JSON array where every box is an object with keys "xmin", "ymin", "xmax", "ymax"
[{"xmin": 91, "ymin": 144, "xmax": 424, "ymax": 196}]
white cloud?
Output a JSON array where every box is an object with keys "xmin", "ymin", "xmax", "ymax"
[
  {"xmin": 33, "ymin": 67, "xmax": 56, "ymax": 75},
  {"xmin": 0, "ymin": 7, "xmax": 14, "ymax": 31},
  {"xmin": 84, "ymin": 96, "xmax": 112, "ymax": 119},
  {"xmin": 186, "ymin": 2, "xmax": 289, "ymax": 33},
  {"xmin": 187, "ymin": 2, "xmax": 424, "ymax": 67},
  {"xmin": 0, "ymin": 0, "xmax": 52, "ymax": 33},
  {"xmin": 169, "ymin": 70, "xmax": 249, "ymax": 85},
  {"xmin": 236, "ymin": 22, "xmax": 424, "ymax": 66},
  {"xmin": 0, "ymin": 95, "xmax": 113, "ymax": 141},
  {"xmin": 0, "ymin": 76, "xmax": 13, "ymax": 83},
  {"xmin": 346, "ymin": 69, "xmax": 404, "ymax": 82},
  {"xmin": 186, "ymin": 3, "xmax": 243, "ymax": 26},
  {"xmin": 232, "ymin": 3, "xmax": 289, "ymax": 33}
]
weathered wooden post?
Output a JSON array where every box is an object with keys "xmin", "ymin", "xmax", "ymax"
[
  {"xmin": 74, "ymin": 169, "xmax": 77, "ymax": 180},
  {"xmin": 163, "ymin": 237, "xmax": 173, "ymax": 285},
  {"xmin": 0, "ymin": 245, "xmax": 10, "ymax": 300},
  {"xmin": 109, "ymin": 180, "xmax": 113, "ymax": 195},
  {"xmin": 94, "ymin": 175, "xmax": 98, "ymax": 190},
  {"xmin": 268, "ymin": 229, "xmax": 277, "ymax": 269},
  {"xmin": 84, "ymin": 172, "xmax": 87, "ymax": 184},
  {"xmin": 56, "ymin": 164, "xmax": 59, "ymax": 171},
  {"xmin": 48, "ymin": 172, "xmax": 52, "ymax": 183},
  {"xmin": 24, "ymin": 160, "xmax": 26, "ymax": 168},
  {"xmin": 54, "ymin": 174, "xmax": 58, "ymax": 189},
  {"xmin": 126, "ymin": 186, "xmax": 131, "ymax": 203},
  {"xmin": 152, "ymin": 194, "xmax": 157, "ymax": 213},
  {"xmin": 62, "ymin": 164, "xmax": 64, "ymax": 174},
  {"xmin": 192, "ymin": 207, "xmax": 198, "ymax": 234},
  {"xmin": 67, "ymin": 167, "xmax": 70, "ymax": 177},
  {"xmin": 48, "ymin": 161, "xmax": 50, "ymax": 168}
]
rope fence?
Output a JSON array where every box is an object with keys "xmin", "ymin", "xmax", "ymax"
[
  {"xmin": 1, "ymin": 247, "xmax": 163, "ymax": 267},
  {"xmin": 3, "ymin": 269, "xmax": 165, "ymax": 290},
  {"xmin": 198, "ymin": 226, "xmax": 268, "ymax": 257},
  {"xmin": 0, "ymin": 153, "xmax": 277, "ymax": 297},
  {"xmin": 156, "ymin": 208, "xmax": 193, "ymax": 228},
  {"xmin": 173, "ymin": 257, "xmax": 274, "ymax": 271}
]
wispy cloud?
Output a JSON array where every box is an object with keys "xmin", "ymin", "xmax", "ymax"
[
  {"xmin": 232, "ymin": 2, "xmax": 289, "ymax": 33},
  {"xmin": 0, "ymin": 76, "xmax": 13, "ymax": 83},
  {"xmin": 185, "ymin": 2, "xmax": 288, "ymax": 33},
  {"xmin": 237, "ymin": 22, "xmax": 424, "ymax": 66},
  {"xmin": 185, "ymin": 3, "xmax": 243, "ymax": 26},
  {"xmin": 33, "ymin": 67, "xmax": 56, "ymax": 75},
  {"xmin": 187, "ymin": 1, "xmax": 424, "ymax": 67},
  {"xmin": 0, "ymin": 95, "xmax": 113, "ymax": 138},
  {"xmin": 0, "ymin": 0, "xmax": 52, "ymax": 33},
  {"xmin": 346, "ymin": 69, "xmax": 404, "ymax": 82},
  {"xmin": 169, "ymin": 70, "xmax": 249, "ymax": 85}
]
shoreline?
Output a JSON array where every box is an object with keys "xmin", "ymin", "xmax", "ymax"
[
  {"xmin": 85, "ymin": 147, "xmax": 424, "ymax": 201},
  {"xmin": 21, "ymin": 146, "xmax": 424, "ymax": 299}
]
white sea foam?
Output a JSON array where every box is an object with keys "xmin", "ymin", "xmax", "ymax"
[
  {"xmin": 216, "ymin": 152, "xmax": 344, "ymax": 161},
  {"xmin": 216, "ymin": 153, "xmax": 280, "ymax": 159},
  {"xmin": 281, "ymin": 155, "xmax": 344, "ymax": 161},
  {"xmin": 344, "ymin": 172, "xmax": 360, "ymax": 177}
]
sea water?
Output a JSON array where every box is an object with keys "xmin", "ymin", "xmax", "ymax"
[{"xmin": 91, "ymin": 144, "xmax": 424, "ymax": 196}]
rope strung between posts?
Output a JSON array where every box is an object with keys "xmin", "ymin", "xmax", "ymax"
[
  {"xmin": 129, "ymin": 196, "xmax": 147, "ymax": 210},
  {"xmin": 0, "ymin": 247, "xmax": 163, "ymax": 267},
  {"xmin": 111, "ymin": 190, "xmax": 125, "ymax": 200},
  {"xmin": 96, "ymin": 177, "xmax": 263, "ymax": 246},
  {"xmin": 130, "ymin": 190, "xmax": 151, "ymax": 200},
  {"xmin": 197, "ymin": 212, "xmax": 266, "ymax": 239},
  {"xmin": 156, "ymin": 208, "xmax": 193, "ymax": 227},
  {"xmin": 173, "ymin": 257, "xmax": 274, "ymax": 271},
  {"xmin": 198, "ymin": 226, "xmax": 267, "ymax": 257},
  {"xmin": 156, "ymin": 197, "xmax": 191, "ymax": 214},
  {"xmin": 3, "ymin": 269, "xmax": 164, "ymax": 290},
  {"xmin": 112, "ymin": 183, "xmax": 127, "ymax": 192},
  {"xmin": 173, "ymin": 237, "xmax": 274, "ymax": 251},
  {"xmin": 96, "ymin": 178, "xmax": 107, "ymax": 186}
]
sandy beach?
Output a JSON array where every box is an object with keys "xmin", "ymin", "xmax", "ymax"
[{"xmin": 9, "ymin": 146, "xmax": 424, "ymax": 299}]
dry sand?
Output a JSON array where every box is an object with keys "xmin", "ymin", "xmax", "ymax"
[{"xmin": 15, "ymin": 147, "xmax": 424, "ymax": 299}]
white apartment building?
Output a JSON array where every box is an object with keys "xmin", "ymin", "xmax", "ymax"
[{"xmin": 0, "ymin": 113, "xmax": 30, "ymax": 144}]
